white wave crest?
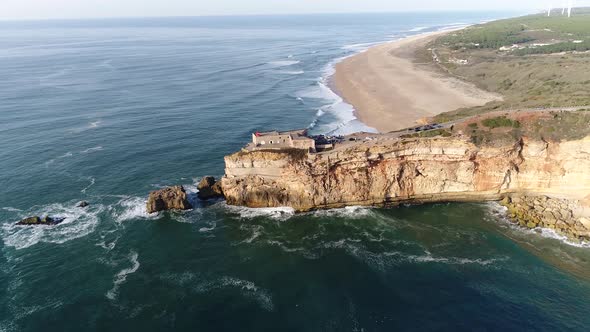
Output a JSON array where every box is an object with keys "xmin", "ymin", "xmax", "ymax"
[
  {"xmin": 198, "ymin": 222, "xmax": 216, "ymax": 233},
  {"xmin": 160, "ymin": 273, "xmax": 274, "ymax": 311},
  {"xmin": 111, "ymin": 196, "xmax": 158, "ymax": 223},
  {"xmin": 485, "ymin": 202, "xmax": 590, "ymax": 248},
  {"xmin": 106, "ymin": 250, "xmax": 140, "ymax": 300},
  {"xmin": 399, "ymin": 251, "xmax": 507, "ymax": 265},
  {"xmin": 2, "ymin": 207, "xmax": 22, "ymax": 212},
  {"xmin": 267, "ymin": 60, "xmax": 300, "ymax": 68},
  {"xmin": 58, "ymin": 152, "xmax": 73, "ymax": 159},
  {"xmin": 1, "ymin": 202, "xmax": 105, "ymax": 250},
  {"xmin": 81, "ymin": 177, "xmax": 96, "ymax": 193},
  {"xmin": 409, "ymin": 26, "xmax": 429, "ymax": 32},
  {"xmin": 341, "ymin": 41, "xmax": 383, "ymax": 52},
  {"xmin": 308, "ymin": 206, "xmax": 375, "ymax": 219},
  {"xmin": 81, "ymin": 146, "xmax": 103, "ymax": 154},
  {"xmin": 206, "ymin": 277, "xmax": 274, "ymax": 311},
  {"xmin": 531, "ymin": 228, "xmax": 590, "ymax": 248},
  {"xmin": 239, "ymin": 224, "xmax": 264, "ymax": 244},
  {"xmin": 278, "ymin": 70, "xmax": 304, "ymax": 75},
  {"xmin": 225, "ymin": 204, "xmax": 295, "ymax": 221},
  {"xmin": 297, "ymin": 58, "xmax": 377, "ymax": 135}
]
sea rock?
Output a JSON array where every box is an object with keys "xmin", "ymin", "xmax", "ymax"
[
  {"xmin": 77, "ymin": 201, "xmax": 89, "ymax": 208},
  {"xmin": 146, "ymin": 186, "xmax": 192, "ymax": 213},
  {"xmin": 197, "ymin": 176, "xmax": 224, "ymax": 200},
  {"xmin": 16, "ymin": 216, "xmax": 65, "ymax": 226}
]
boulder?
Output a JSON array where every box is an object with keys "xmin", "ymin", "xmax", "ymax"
[
  {"xmin": 77, "ymin": 201, "xmax": 89, "ymax": 208},
  {"xmin": 146, "ymin": 185, "xmax": 192, "ymax": 214},
  {"xmin": 197, "ymin": 176, "xmax": 224, "ymax": 200},
  {"xmin": 16, "ymin": 216, "xmax": 65, "ymax": 226}
]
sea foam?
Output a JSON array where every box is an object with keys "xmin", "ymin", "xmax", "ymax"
[
  {"xmin": 485, "ymin": 202, "xmax": 590, "ymax": 248},
  {"xmin": 267, "ymin": 60, "xmax": 300, "ymax": 68},
  {"xmin": 81, "ymin": 146, "xmax": 103, "ymax": 154},
  {"xmin": 1, "ymin": 202, "xmax": 105, "ymax": 250},
  {"xmin": 112, "ymin": 196, "xmax": 159, "ymax": 223},
  {"xmin": 224, "ymin": 203, "xmax": 295, "ymax": 221},
  {"xmin": 106, "ymin": 250, "xmax": 140, "ymax": 300}
]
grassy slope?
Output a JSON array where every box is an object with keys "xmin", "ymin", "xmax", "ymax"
[{"xmin": 428, "ymin": 8, "xmax": 590, "ymax": 123}]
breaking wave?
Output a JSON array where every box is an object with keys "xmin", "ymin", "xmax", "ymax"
[
  {"xmin": 485, "ymin": 202, "xmax": 590, "ymax": 248},
  {"xmin": 111, "ymin": 196, "xmax": 159, "ymax": 223},
  {"xmin": 81, "ymin": 146, "xmax": 103, "ymax": 154},
  {"xmin": 267, "ymin": 60, "xmax": 300, "ymax": 68},
  {"xmin": 224, "ymin": 204, "xmax": 295, "ymax": 221},
  {"xmin": 408, "ymin": 26, "xmax": 429, "ymax": 32},
  {"xmin": 308, "ymin": 206, "xmax": 375, "ymax": 219},
  {"xmin": 277, "ymin": 70, "xmax": 305, "ymax": 75},
  {"xmin": 1, "ymin": 202, "xmax": 105, "ymax": 250}
]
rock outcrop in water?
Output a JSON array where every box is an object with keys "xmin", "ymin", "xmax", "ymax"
[
  {"xmin": 221, "ymin": 135, "xmax": 590, "ymax": 240},
  {"xmin": 146, "ymin": 186, "xmax": 192, "ymax": 213},
  {"xmin": 16, "ymin": 216, "xmax": 65, "ymax": 226},
  {"xmin": 197, "ymin": 176, "xmax": 224, "ymax": 200}
]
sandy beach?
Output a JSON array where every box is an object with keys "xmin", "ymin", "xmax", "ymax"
[{"xmin": 332, "ymin": 30, "xmax": 502, "ymax": 132}]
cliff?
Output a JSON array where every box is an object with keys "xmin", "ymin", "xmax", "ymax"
[{"xmin": 221, "ymin": 135, "xmax": 590, "ymax": 240}]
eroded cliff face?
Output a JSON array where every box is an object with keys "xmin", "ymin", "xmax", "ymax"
[{"xmin": 221, "ymin": 136, "xmax": 590, "ymax": 239}]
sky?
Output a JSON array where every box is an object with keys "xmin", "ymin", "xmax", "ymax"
[{"xmin": 1, "ymin": 0, "xmax": 588, "ymax": 20}]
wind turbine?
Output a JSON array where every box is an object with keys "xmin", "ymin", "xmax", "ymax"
[{"xmin": 567, "ymin": 0, "xmax": 574, "ymax": 17}]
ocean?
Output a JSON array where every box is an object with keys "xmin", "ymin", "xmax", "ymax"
[{"xmin": 1, "ymin": 12, "xmax": 590, "ymax": 331}]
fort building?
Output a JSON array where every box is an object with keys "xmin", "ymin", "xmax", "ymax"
[{"xmin": 251, "ymin": 129, "xmax": 316, "ymax": 152}]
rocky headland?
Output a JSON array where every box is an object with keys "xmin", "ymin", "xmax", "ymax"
[{"xmin": 221, "ymin": 117, "xmax": 590, "ymax": 241}]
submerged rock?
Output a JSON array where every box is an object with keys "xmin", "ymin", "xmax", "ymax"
[
  {"xmin": 77, "ymin": 201, "xmax": 89, "ymax": 208},
  {"xmin": 16, "ymin": 216, "xmax": 65, "ymax": 226},
  {"xmin": 197, "ymin": 176, "xmax": 224, "ymax": 200},
  {"xmin": 146, "ymin": 185, "xmax": 192, "ymax": 213}
]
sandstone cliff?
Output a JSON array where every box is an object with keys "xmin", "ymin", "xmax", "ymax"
[{"xmin": 221, "ymin": 136, "xmax": 590, "ymax": 240}]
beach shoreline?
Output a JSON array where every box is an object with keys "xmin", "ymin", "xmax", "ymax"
[{"xmin": 331, "ymin": 28, "xmax": 502, "ymax": 133}]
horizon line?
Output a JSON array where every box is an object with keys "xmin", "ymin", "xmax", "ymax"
[{"xmin": 0, "ymin": 8, "xmax": 543, "ymax": 22}]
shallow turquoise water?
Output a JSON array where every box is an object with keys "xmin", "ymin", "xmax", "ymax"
[{"xmin": 1, "ymin": 12, "xmax": 590, "ymax": 331}]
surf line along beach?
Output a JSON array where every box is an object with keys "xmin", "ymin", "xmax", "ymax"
[{"xmin": 331, "ymin": 29, "xmax": 502, "ymax": 133}]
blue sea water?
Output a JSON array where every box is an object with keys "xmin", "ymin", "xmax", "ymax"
[{"xmin": 1, "ymin": 12, "xmax": 590, "ymax": 331}]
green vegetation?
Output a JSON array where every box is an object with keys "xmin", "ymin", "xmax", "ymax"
[
  {"xmin": 439, "ymin": 23, "xmax": 532, "ymax": 50},
  {"xmin": 482, "ymin": 116, "xmax": 521, "ymax": 129},
  {"xmin": 438, "ymin": 8, "xmax": 590, "ymax": 51},
  {"xmin": 401, "ymin": 129, "xmax": 452, "ymax": 139},
  {"xmin": 514, "ymin": 40, "xmax": 590, "ymax": 55},
  {"xmin": 529, "ymin": 111, "xmax": 590, "ymax": 141},
  {"xmin": 427, "ymin": 9, "xmax": 590, "ymax": 123},
  {"xmin": 466, "ymin": 111, "xmax": 590, "ymax": 146}
]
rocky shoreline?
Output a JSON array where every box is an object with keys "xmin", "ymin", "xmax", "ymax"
[
  {"xmin": 220, "ymin": 133, "xmax": 590, "ymax": 242},
  {"xmin": 500, "ymin": 195, "xmax": 590, "ymax": 241}
]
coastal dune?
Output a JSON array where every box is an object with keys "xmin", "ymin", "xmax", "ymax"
[{"xmin": 332, "ymin": 30, "xmax": 502, "ymax": 132}]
